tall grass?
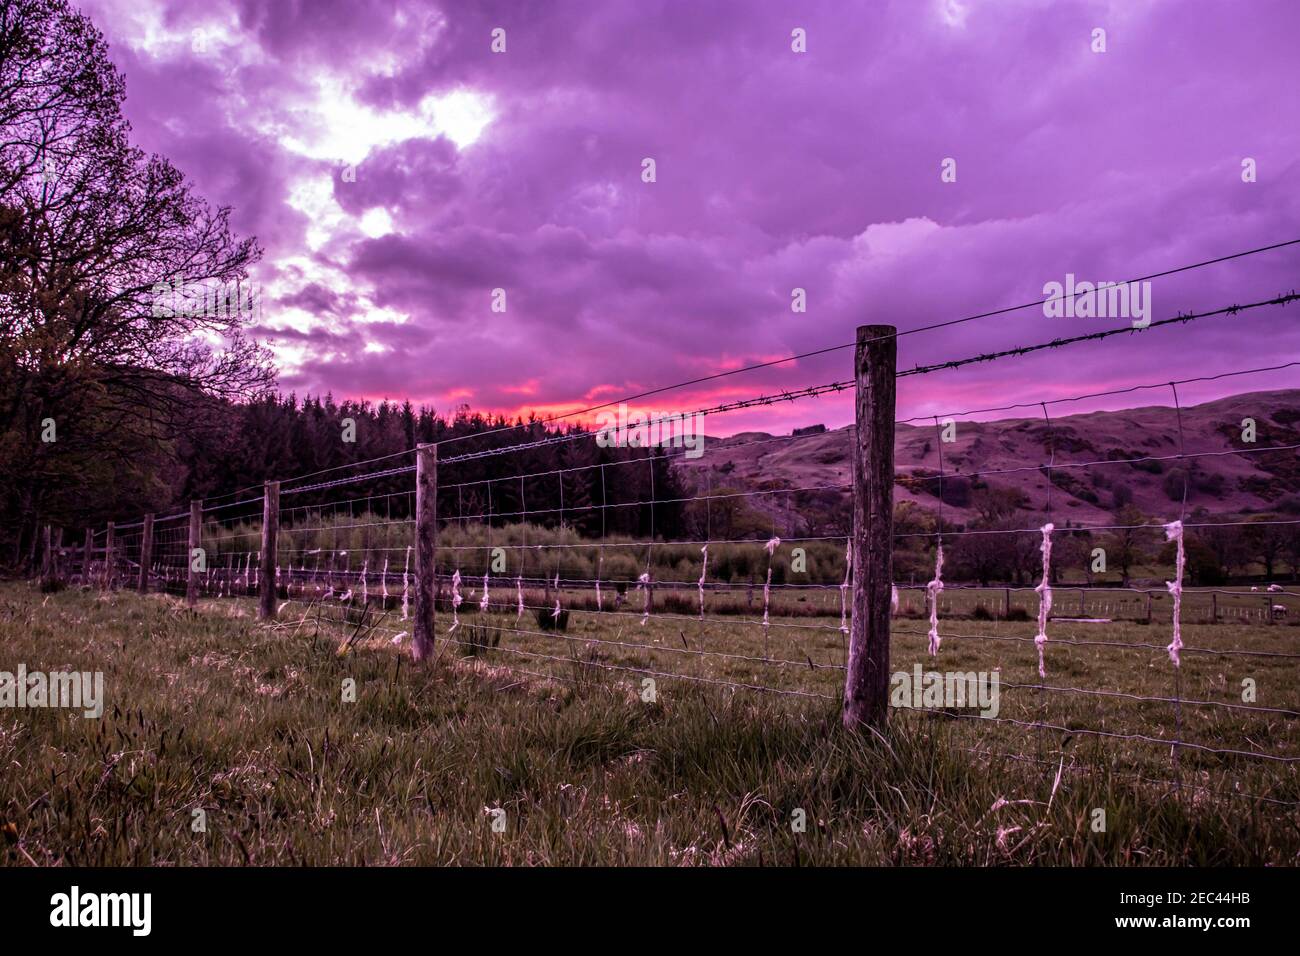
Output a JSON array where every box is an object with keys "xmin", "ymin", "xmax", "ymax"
[
  {"xmin": 1, "ymin": 583, "xmax": 1296, "ymax": 865},
  {"xmin": 195, "ymin": 513, "xmax": 847, "ymax": 586}
]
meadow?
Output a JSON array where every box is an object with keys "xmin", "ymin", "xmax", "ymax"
[{"xmin": 1, "ymin": 576, "xmax": 1298, "ymax": 866}]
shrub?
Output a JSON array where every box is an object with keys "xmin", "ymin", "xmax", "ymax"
[
  {"xmin": 1162, "ymin": 469, "xmax": 1188, "ymax": 501},
  {"xmin": 458, "ymin": 622, "xmax": 500, "ymax": 657},
  {"xmin": 1276, "ymin": 493, "xmax": 1300, "ymax": 515},
  {"xmin": 534, "ymin": 607, "xmax": 569, "ymax": 631}
]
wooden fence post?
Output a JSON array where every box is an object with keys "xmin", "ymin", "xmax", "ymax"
[
  {"xmin": 103, "ymin": 521, "xmax": 115, "ymax": 590},
  {"xmin": 23, "ymin": 521, "xmax": 37, "ymax": 570},
  {"xmin": 51, "ymin": 527, "xmax": 63, "ymax": 584},
  {"xmin": 40, "ymin": 525, "xmax": 54, "ymax": 589},
  {"xmin": 843, "ymin": 324, "xmax": 897, "ymax": 730},
  {"xmin": 138, "ymin": 513, "xmax": 155, "ymax": 594},
  {"xmin": 82, "ymin": 528, "xmax": 93, "ymax": 586},
  {"xmin": 413, "ymin": 443, "xmax": 438, "ymax": 661},
  {"xmin": 187, "ymin": 500, "xmax": 202, "ymax": 607},
  {"xmin": 259, "ymin": 481, "xmax": 280, "ymax": 620}
]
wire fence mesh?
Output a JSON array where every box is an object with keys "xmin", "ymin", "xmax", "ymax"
[{"xmin": 42, "ymin": 288, "xmax": 1300, "ymax": 810}]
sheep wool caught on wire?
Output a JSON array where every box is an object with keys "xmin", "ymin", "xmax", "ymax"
[{"xmin": 1034, "ymin": 523, "xmax": 1054, "ymax": 678}]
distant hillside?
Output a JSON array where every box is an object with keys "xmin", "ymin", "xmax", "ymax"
[{"xmin": 673, "ymin": 389, "xmax": 1300, "ymax": 536}]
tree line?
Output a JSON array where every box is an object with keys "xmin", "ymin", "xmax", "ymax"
[{"xmin": 180, "ymin": 392, "xmax": 688, "ymax": 541}]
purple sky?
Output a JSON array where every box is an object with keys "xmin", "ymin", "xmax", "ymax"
[{"xmin": 81, "ymin": 0, "xmax": 1300, "ymax": 434}]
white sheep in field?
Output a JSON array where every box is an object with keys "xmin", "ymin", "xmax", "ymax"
[
  {"xmin": 1273, "ymin": 604, "xmax": 1288, "ymax": 619},
  {"xmin": 1267, "ymin": 584, "xmax": 1283, "ymax": 593},
  {"xmin": 1250, "ymin": 586, "xmax": 1259, "ymax": 592}
]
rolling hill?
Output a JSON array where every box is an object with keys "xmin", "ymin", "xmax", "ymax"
[{"xmin": 673, "ymin": 389, "xmax": 1300, "ymax": 536}]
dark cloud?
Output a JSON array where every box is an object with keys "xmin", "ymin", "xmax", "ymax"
[{"xmin": 82, "ymin": 0, "xmax": 1300, "ymax": 428}]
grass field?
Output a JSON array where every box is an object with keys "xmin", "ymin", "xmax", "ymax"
[{"xmin": 2, "ymin": 580, "xmax": 1298, "ymax": 865}]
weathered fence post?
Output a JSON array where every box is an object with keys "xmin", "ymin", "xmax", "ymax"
[
  {"xmin": 23, "ymin": 521, "xmax": 37, "ymax": 570},
  {"xmin": 843, "ymin": 324, "xmax": 897, "ymax": 730},
  {"xmin": 259, "ymin": 481, "xmax": 280, "ymax": 620},
  {"xmin": 187, "ymin": 499, "xmax": 202, "ymax": 606},
  {"xmin": 138, "ymin": 513, "xmax": 155, "ymax": 594},
  {"xmin": 82, "ymin": 528, "xmax": 93, "ymax": 585},
  {"xmin": 413, "ymin": 443, "xmax": 438, "ymax": 661},
  {"xmin": 103, "ymin": 521, "xmax": 115, "ymax": 590},
  {"xmin": 51, "ymin": 527, "xmax": 63, "ymax": 584},
  {"xmin": 39, "ymin": 525, "xmax": 54, "ymax": 589}
]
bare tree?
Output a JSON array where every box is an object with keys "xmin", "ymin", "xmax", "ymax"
[
  {"xmin": 970, "ymin": 484, "xmax": 1027, "ymax": 524},
  {"xmin": 1244, "ymin": 514, "xmax": 1291, "ymax": 582},
  {"xmin": 1103, "ymin": 505, "xmax": 1150, "ymax": 587},
  {"xmin": 1198, "ymin": 519, "xmax": 1251, "ymax": 581},
  {"xmin": 950, "ymin": 520, "xmax": 1022, "ymax": 586},
  {"xmin": 1052, "ymin": 528, "xmax": 1096, "ymax": 585},
  {"xmin": 0, "ymin": 0, "xmax": 122, "ymax": 193}
]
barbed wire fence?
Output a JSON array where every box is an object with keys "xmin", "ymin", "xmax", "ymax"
[{"xmin": 34, "ymin": 279, "xmax": 1300, "ymax": 809}]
